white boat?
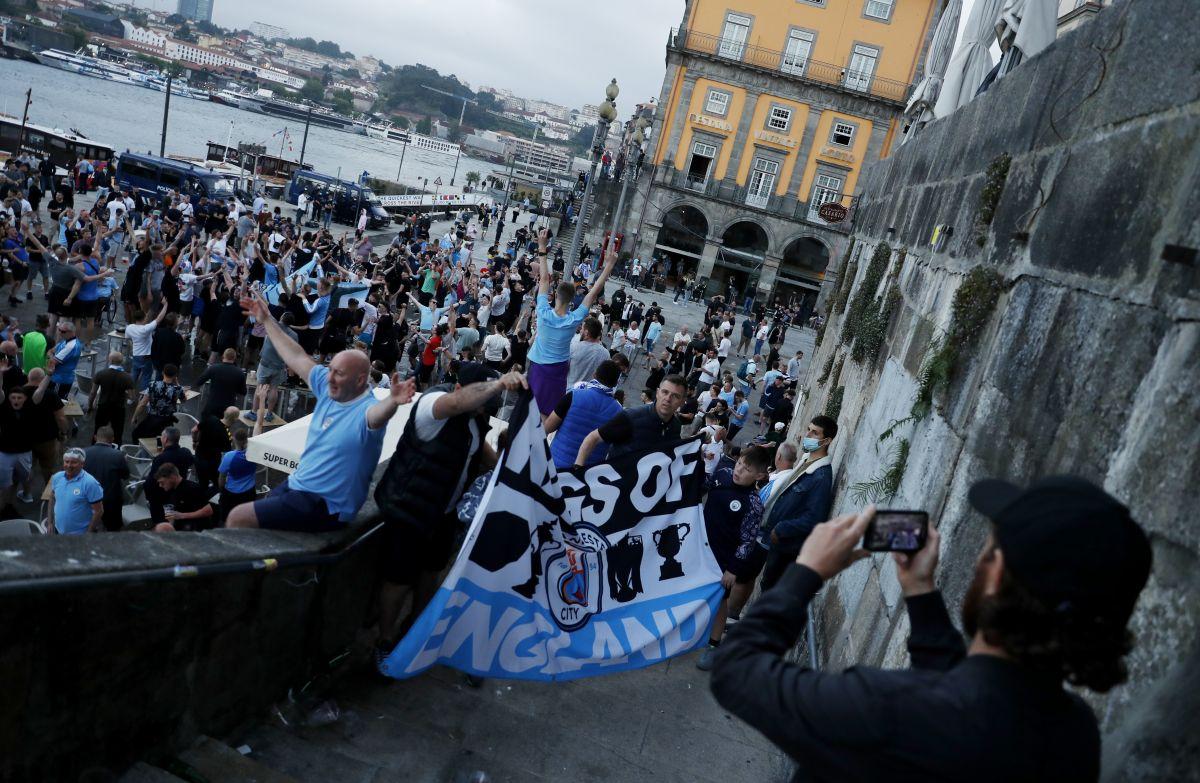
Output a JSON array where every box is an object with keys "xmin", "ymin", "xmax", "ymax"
[{"xmin": 34, "ymin": 49, "xmax": 152, "ymax": 86}]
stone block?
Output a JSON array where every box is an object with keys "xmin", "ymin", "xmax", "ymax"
[
  {"xmin": 1105, "ymin": 323, "xmax": 1200, "ymax": 549},
  {"xmin": 1029, "ymin": 119, "xmax": 1199, "ymax": 285}
]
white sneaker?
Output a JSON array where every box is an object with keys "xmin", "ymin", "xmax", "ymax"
[{"xmin": 16, "ymin": 491, "xmax": 35, "ymax": 504}]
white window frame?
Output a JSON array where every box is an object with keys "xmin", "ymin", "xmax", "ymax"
[
  {"xmin": 767, "ymin": 106, "xmax": 793, "ymax": 133},
  {"xmin": 830, "ymin": 121, "xmax": 856, "ymax": 147},
  {"xmin": 845, "ymin": 44, "xmax": 879, "ymax": 92},
  {"xmin": 746, "ymin": 157, "xmax": 780, "ymax": 208},
  {"xmin": 719, "ymin": 13, "xmax": 752, "ymax": 60},
  {"xmin": 808, "ymin": 172, "xmax": 844, "ymax": 220},
  {"xmin": 704, "ymin": 89, "xmax": 730, "ymax": 116},
  {"xmin": 781, "ymin": 29, "xmax": 815, "ymax": 76},
  {"xmin": 864, "ymin": 0, "xmax": 895, "ymax": 21},
  {"xmin": 687, "ymin": 141, "xmax": 717, "ymax": 186}
]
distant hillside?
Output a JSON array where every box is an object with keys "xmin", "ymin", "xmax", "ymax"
[{"xmin": 375, "ymin": 64, "xmax": 538, "ymax": 140}]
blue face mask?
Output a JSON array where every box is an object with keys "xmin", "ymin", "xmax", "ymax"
[{"xmin": 801, "ymin": 437, "xmax": 822, "ymax": 452}]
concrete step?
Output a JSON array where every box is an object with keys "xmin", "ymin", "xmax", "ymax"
[
  {"xmin": 118, "ymin": 761, "xmax": 188, "ymax": 783},
  {"xmin": 175, "ymin": 735, "xmax": 299, "ymax": 783}
]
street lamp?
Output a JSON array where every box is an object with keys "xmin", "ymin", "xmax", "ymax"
[
  {"xmin": 566, "ymin": 79, "xmax": 619, "ymax": 276},
  {"xmin": 601, "ymin": 106, "xmax": 648, "ymax": 283}
]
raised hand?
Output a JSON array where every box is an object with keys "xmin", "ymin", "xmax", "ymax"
[{"xmin": 389, "ymin": 374, "xmax": 416, "ymax": 405}]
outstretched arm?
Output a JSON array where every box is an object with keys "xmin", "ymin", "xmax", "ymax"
[
  {"xmin": 535, "ymin": 229, "xmax": 550, "ymax": 297},
  {"xmin": 366, "ymin": 374, "xmax": 416, "ymax": 430},
  {"xmin": 431, "ymin": 371, "xmax": 526, "ymax": 420},
  {"xmin": 582, "ymin": 247, "xmax": 618, "ymax": 310},
  {"xmin": 240, "ymin": 293, "xmax": 316, "ymax": 381}
]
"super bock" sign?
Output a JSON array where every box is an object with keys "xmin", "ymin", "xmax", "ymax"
[{"xmin": 380, "ymin": 394, "xmax": 723, "ymax": 681}]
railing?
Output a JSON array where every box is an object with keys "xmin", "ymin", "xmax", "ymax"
[
  {"xmin": 670, "ymin": 28, "xmax": 911, "ymax": 105},
  {"xmin": 654, "ymin": 164, "xmax": 856, "ymax": 233}
]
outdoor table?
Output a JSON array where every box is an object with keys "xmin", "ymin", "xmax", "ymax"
[
  {"xmin": 246, "ymin": 390, "xmax": 506, "ymax": 475},
  {"xmin": 138, "ymin": 435, "xmax": 194, "ymax": 458}
]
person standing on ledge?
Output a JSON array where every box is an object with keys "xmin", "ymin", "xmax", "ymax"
[
  {"xmin": 526, "ymin": 228, "xmax": 616, "ymax": 417},
  {"xmin": 711, "ymin": 477, "xmax": 1152, "ymax": 782},
  {"xmin": 227, "ymin": 293, "xmax": 415, "ymax": 533}
]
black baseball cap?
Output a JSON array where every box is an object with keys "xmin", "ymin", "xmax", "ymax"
[
  {"xmin": 968, "ymin": 476, "xmax": 1152, "ymax": 624},
  {"xmin": 457, "ymin": 362, "xmax": 500, "ymax": 387}
]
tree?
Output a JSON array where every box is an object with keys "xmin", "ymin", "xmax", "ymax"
[
  {"xmin": 195, "ymin": 19, "xmax": 221, "ymax": 36},
  {"xmin": 342, "ymin": 67, "xmax": 361, "ymax": 80},
  {"xmin": 415, "ymin": 115, "xmax": 432, "ymax": 135},
  {"xmin": 320, "ymin": 64, "xmax": 332, "ymax": 86},
  {"xmin": 62, "ymin": 24, "xmax": 88, "ymax": 50},
  {"xmin": 447, "ymin": 119, "xmax": 463, "ymax": 143},
  {"xmin": 465, "ymin": 171, "xmax": 481, "ymax": 187},
  {"xmin": 331, "ymin": 89, "xmax": 354, "ymax": 116},
  {"xmin": 175, "ymin": 23, "xmax": 197, "ymax": 42},
  {"xmin": 300, "ymin": 78, "xmax": 325, "ymax": 103},
  {"xmin": 390, "ymin": 115, "xmax": 410, "ymax": 129},
  {"xmin": 165, "ymin": 12, "xmax": 186, "ymax": 24}
]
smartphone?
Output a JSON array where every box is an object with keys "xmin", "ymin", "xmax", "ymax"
[{"xmin": 863, "ymin": 510, "xmax": 929, "ymax": 553}]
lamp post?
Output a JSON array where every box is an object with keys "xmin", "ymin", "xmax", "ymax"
[
  {"xmin": 565, "ymin": 79, "xmax": 619, "ymax": 277},
  {"xmin": 604, "ymin": 114, "xmax": 648, "ymax": 267}
]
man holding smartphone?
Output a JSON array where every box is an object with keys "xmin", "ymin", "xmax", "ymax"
[{"xmin": 712, "ymin": 476, "xmax": 1152, "ymax": 782}]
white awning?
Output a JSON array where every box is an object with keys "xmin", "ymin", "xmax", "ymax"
[
  {"xmin": 934, "ymin": 0, "xmax": 1006, "ymax": 117},
  {"xmin": 247, "ymin": 389, "xmax": 506, "ymax": 475},
  {"xmin": 902, "ymin": 0, "xmax": 964, "ymax": 142}
]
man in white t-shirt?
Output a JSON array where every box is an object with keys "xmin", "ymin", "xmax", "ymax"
[
  {"xmin": 698, "ymin": 348, "xmax": 721, "ymax": 386},
  {"xmin": 480, "ymin": 322, "xmax": 510, "ymax": 370},
  {"xmin": 717, "ymin": 333, "xmax": 732, "ymax": 366},
  {"xmin": 124, "ymin": 299, "xmax": 169, "ymax": 392},
  {"xmin": 374, "ymin": 363, "xmax": 526, "ymax": 654},
  {"xmin": 252, "ymin": 192, "xmax": 266, "ymax": 218},
  {"xmin": 296, "ymin": 191, "xmax": 309, "ymax": 226}
]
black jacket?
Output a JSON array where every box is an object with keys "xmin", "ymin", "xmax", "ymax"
[{"xmin": 711, "ymin": 564, "xmax": 1100, "ymax": 782}]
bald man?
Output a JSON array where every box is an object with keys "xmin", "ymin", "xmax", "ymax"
[
  {"xmin": 227, "ymin": 294, "xmax": 415, "ymax": 532},
  {"xmin": 0, "ymin": 340, "xmax": 26, "ymax": 395}
]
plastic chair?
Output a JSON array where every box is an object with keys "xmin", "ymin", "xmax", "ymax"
[
  {"xmin": 173, "ymin": 412, "xmax": 199, "ymax": 433},
  {"xmin": 0, "ymin": 518, "xmax": 45, "ymax": 536},
  {"xmin": 123, "ymin": 446, "xmax": 155, "ymax": 481},
  {"xmin": 121, "ymin": 480, "xmax": 153, "ymax": 528}
]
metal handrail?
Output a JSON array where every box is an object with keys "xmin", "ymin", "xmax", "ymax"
[
  {"xmin": 670, "ymin": 27, "xmax": 911, "ymax": 104},
  {"xmin": 0, "ymin": 519, "xmax": 385, "ymax": 594}
]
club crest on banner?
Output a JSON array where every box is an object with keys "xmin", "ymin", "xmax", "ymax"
[
  {"xmin": 545, "ymin": 523, "xmax": 607, "ymax": 631},
  {"xmin": 380, "ymin": 393, "xmax": 724, "ymax": 682}
]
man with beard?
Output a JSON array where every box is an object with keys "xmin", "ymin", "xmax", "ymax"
[{"xmin": 711, "ymin": 476, "xmax": 1152, "ymax": 783}]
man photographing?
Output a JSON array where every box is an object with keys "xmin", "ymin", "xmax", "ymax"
[{"xmin": 711, "ymin": 476, "xmax": 1152, "ymax": 782}]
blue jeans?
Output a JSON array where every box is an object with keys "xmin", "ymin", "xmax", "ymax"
[{"xmin": 131, "ymin": 355, "xmax": 153, "ymax": 392}]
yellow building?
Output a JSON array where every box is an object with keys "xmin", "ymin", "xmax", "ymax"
[{"xmin": 629, "ymin": 0, "xmax": 939, "ymax": 315}]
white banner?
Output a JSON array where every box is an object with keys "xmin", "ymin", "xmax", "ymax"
[
  {"xmin": 377, "ymin": 193, "xmax": 493, "ymax": 209},
  {"xmin": 380, "ymin": 394, "xmax": 722, "ymax": 681}
]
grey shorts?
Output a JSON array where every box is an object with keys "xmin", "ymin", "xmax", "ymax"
[
  {"xmin": 0, "ymin": 451, "xmax": 32, "ymax": 488},
  {"xmin": 256, "ymin": 364, "xmax": 287, "ymax": 387}
]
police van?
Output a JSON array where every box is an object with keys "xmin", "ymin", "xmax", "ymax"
[
  {"xmin": 286, "ymin": 170, "xmax": 391, "ymax": 229},
  {"xmin": 115, "ymin": 152, "xmax": 239, "ymax": 204}
]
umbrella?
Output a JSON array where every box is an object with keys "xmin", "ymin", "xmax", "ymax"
[
  {"xmin": 995, "ymin": 0, "xmax": 1058, "ymax": 76},
  {"xmin": 934, "ymin": 0, "xmax": 1006, "ymax": 117},
  {"xmin": 902, "ymin": 0, "xmax": 964, "ymax": 143}
]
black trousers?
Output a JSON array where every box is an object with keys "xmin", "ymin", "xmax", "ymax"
[
  {"xmin": 94, "ymin": 403, "xmax": 126, "ymax": 445},
  {"xmin": 759, "ymin": 542, "xmax": 804, "ymax": 593}
]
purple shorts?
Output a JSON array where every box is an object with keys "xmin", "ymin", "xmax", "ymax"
[{"xmin": 528, "ymin": 359, "xmax": 570, "ymax": 415}]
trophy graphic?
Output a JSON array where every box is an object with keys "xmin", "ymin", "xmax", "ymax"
[
  {"xmin": 653, "ymin": 523, "xmax": 691, "ymax": 581},
  {"xmin": 606, "ymin": 533, "xmax": 644, "ymax": 602}
]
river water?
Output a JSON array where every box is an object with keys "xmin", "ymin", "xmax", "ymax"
[{"xmin": 1, "ymin": 59, "xmax": 501, "ymax": 189}]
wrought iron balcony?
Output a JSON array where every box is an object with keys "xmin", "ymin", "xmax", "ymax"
[
  {"xmin": 669, "ymin": 28, "xmax": 910, "ymax": 106},
  {"xmin": 652, "ymin": 164, "xmax": 855, "ymax": 234}
]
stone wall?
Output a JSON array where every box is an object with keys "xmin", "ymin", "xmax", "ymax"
[
  {"xmin": 0, "ymin": 520, "xmax": 381, "ymax": 780},
  {"xmin": 792, "ymin": 0, "xmax": 1199, "ymax": 779}
]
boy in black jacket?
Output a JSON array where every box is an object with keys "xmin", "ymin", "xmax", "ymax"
[{"xmin": 696, "ymin": 445, "xmax": 770, "ymax": 671}]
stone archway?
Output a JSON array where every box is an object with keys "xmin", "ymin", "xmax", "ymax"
[
  {"xmin": 775, "ymin": 235, "xmax": 831, "ymax": 320},
  {"xmin": 652, "ymin": 203, "xmax": 710, "ymax": 284},
  {"xmin": 711, "ymin": 221, "xmax": 770, "ymax": 303}
]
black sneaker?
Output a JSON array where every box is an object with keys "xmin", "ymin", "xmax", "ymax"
[{"xmin": 25, "ymin": 292, "xmax": 32, "ymax": 301}]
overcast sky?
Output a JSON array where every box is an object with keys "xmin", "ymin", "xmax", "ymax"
[{"xmin": 132, "ymin": 0, "xmax": 683, "ymax": 109}]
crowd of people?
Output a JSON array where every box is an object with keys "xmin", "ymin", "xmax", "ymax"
[{"xmin": 2, "ymin": 140, "xmax": 1159, "ymax": 782}]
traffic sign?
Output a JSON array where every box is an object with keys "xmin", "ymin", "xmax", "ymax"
[
  {"xmin": 433, "ymin": 177, "xmax": 443, "ymax": 186},
  {"xmin": 541, "ymin": 185, "xmax": 553, "ymax": 202}
]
